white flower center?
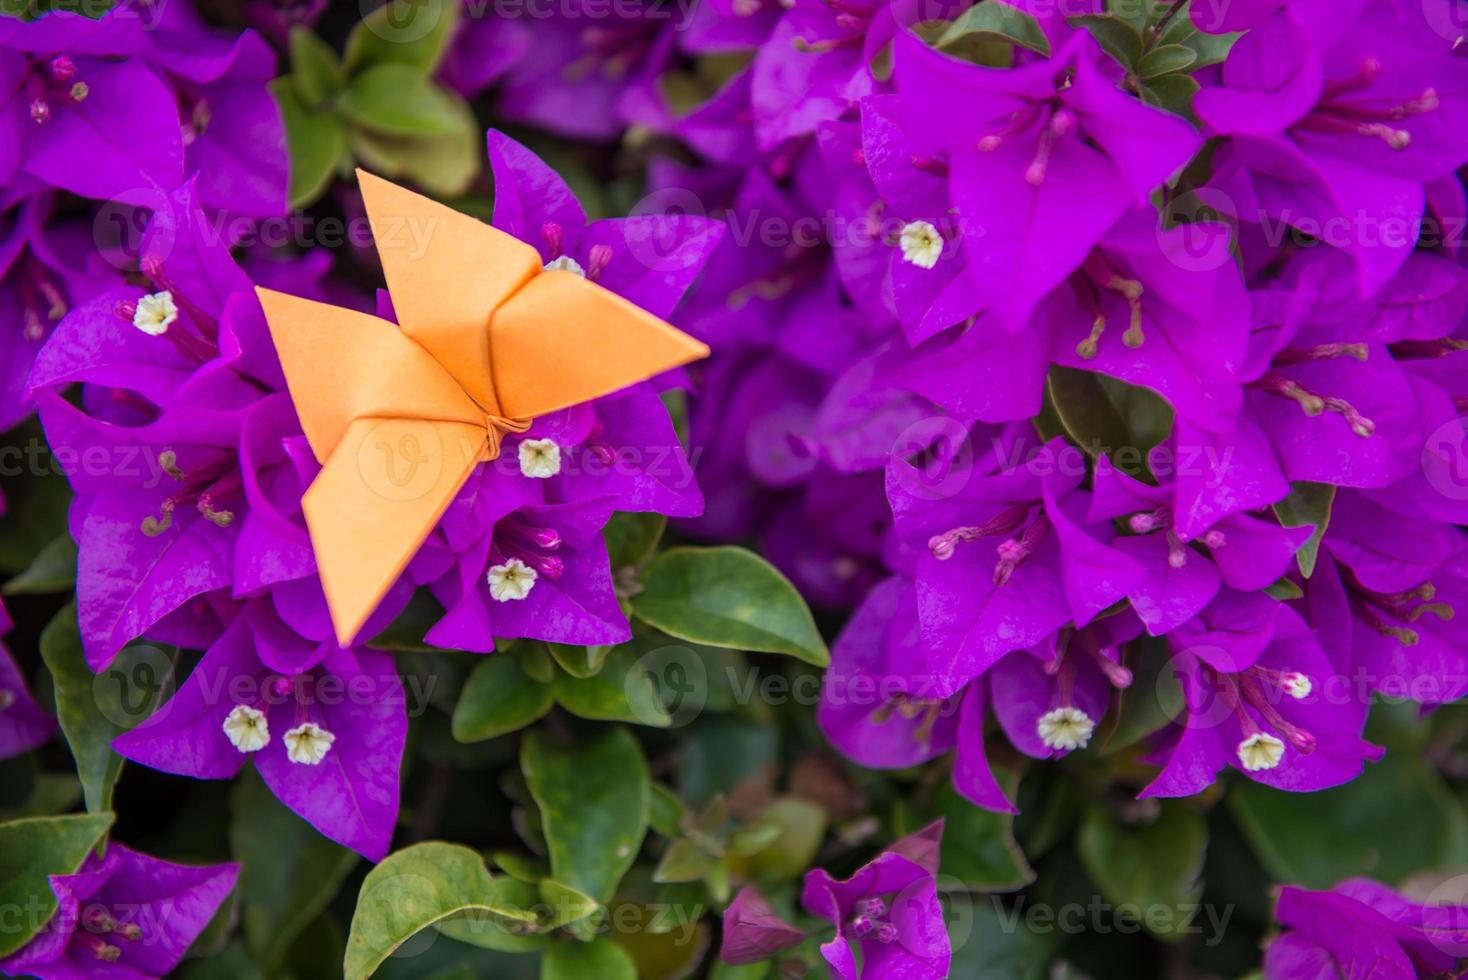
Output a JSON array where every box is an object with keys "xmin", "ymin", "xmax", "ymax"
[
  {"xmin": 283, "ymin": 722, "xmax": 335, "ymax": 765},
  {"xmin": 1281, "ymin": 672, "xmax": 1312, "ymax": 699},
  {"xmin": 518, "ymin": 438, "xmax": 562, "ymax": 478},
  {"xmin": 898, "ymin": 221, "xmax": 943, "ymax": 269},
  {"xmin": 222, "ymin": 705, "xmax": 269, "ymax": 753},
  {"xmin": 488, "ymin": 557, "xmax": 537, "ymax": 601},
  {"xmin": 1037, "ymin": 707, "xmax": 1094, "ymax": 751},
  {"xmin": 133, "ymin": 290, "xmax": 178, "ymax": 336},
  {"xmin": 543, "ymin": 255, "xmax": 586, "ymax": 277},
  {"xmin": 1237, "ymin": 732, "xmax": 1285, "ymax": 771}
]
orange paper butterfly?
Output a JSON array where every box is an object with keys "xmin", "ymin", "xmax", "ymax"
[{"xmin": 256, "ymin": 172, "xmax": 709, "ymax": 647}]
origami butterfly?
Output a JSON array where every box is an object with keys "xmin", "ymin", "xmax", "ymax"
[{"xmin": 256, "ymin": 172, "xmax": 709, "ymax": 647}]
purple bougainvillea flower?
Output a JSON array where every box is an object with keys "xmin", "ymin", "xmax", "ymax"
[
  {"xmin": 493, "ymin": 0, "xmax": 681, "ymax": 140},
  {"xmin": 818, "ymin": 576, "xmax": 963, "ymax": 768},
  {"xmin": 893, "ymin": 26, "xmax": 1201, "ymax": 333},
  {"xmin": 0, "ymin": 9, "xmax": 183, "ymax": 205},
  {"xmin": 720, "ymin": 886, "xmax": 806, "ymax": 965},
  {"xmin": 0, "ymin": 843, "xmax": 237, "ymax": 980},
  {"xmin": 1, "ymin": 193, "xmax": 120, "ymax": 432},
  {"xmin": 1264, "ymin": 878, "xmax": 1468, "ymax": 979},
  {"xmin": 140, "ymin": 0, "xmax": 287, "ymax": 220},
  {"xmin": 486, "ymin": 129, "xmax": 714, "ymax": 516},
  {"xmin": 749, "ymin": 0, "xmax": 900, "ymax": 151},
  {"xmin": 990, "ymin": 612, "xmax": 1140, "ymax": 758},
  {"xmin": 818, "ymin": 575, "xmax": 1016, "ymax": 812},
  {"xmin": 1141, "ymin": 590, "xmax": 1379, "ymax": 797},
  {"xmin": 241, "ymin": 0, "xmax": 328, "ymax": 48},
  {"xmin": 0, "ymin": 599, "xmax": 55, "ymax": 760},
  {"xmin": 1306, "ymin": 491, "xmax": 1468, "ymax": 705},
  {"xmin": 439, "ymin": 6, "xmax": 531, "ymax": 98},
  {"xmin": 414, "ymin": 465, "xmax": 629, "ymax": 651},
  {"xmin": 29, "ymin": 183, "xmax": 275, "ymax": 669},
  {"xmin": 1088, "ymin": 454, "xmax": 1312, "ymax": 634},
  {"xmin": 801, "ymin": 820, "xmax": 950, "ymax": 980},
  {"xmin": 818, "ymin": 95, "xmax": 982, "ymax": 346},
  {"xmin": 888, "ymin": 433, "xmax": 1144, "ymax": 688},
  {"xmin": 904, "ymin": 207, "xmax": 1249, "ymax": 430},
  {"xmin": 114, "ymin": 606, "xmax": 407, "ymax": 860},
  {"xmin": 1197, "ymin": 0, "xmax": 1468, "ymax": 294}
]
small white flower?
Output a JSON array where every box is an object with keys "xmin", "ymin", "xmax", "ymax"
[
  {"xmin": 1237, "ymin": 732, "xmax": 1285, "ymax": 771},
  {"xmin": 133, "ymin": 291, "xmax": 178, "ymax": 336},
  {"xmin": 283, "ymin": 722, "xmax": 335, "ymax": 765},
  {"xmin": 543, "ymin": 255, "xmax": 586, "ymax": 277},
  {"xmin": 518, "ymin": 438, "xmax": 562, "ymax": 479},
  {"xmin": 222, "ymin": 705, "xmax": 269, "ymax": 753},
  {"xmin": 898, "ymin": 221, "xmax": 944, "ymax": 269},
  {"xmin": 1037, "ymin": 707, "xmax": 1094, "ymax": 752},
  {"xmin": 488, "ymin": 557, "xmax": 537, "ymax": 602},
  {"xmin": 1281, "ymin": 672, "xmax": 1312, "ymax": 699}
]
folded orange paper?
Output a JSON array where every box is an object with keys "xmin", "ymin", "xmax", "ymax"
[{"xmin": 256, "ymin": 171, "xmax": 710, "ymax": 647}]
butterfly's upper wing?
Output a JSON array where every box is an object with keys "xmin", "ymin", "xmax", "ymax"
[
  {"xmin": 488, "ymin": 269, "xmax": 711, "ymax": 421},
  {"xmin": 255, "ymin": 287, "xmax": 482, "ymax": 462},
  {"xmin": 357, "ymin": 169, "xmax": 542, "ymax": 416}
]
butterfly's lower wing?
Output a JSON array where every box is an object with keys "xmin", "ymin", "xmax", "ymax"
[
  {"xmin": 305, "ymin": 416, "xmax": 487, "ymax": 647},
  {"xmin": 487, "ymin": 269, "xmax": 711, "ymax": 421}
]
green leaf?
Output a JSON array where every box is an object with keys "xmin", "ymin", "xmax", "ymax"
[
  {"xmin": 939, "ymin": 779, "xmax": 1035, "ymax": 892},
  {"xmin": 522, "ymin": 728, "xmax": 650, "ymax": 905},
  {"xmin": 1272, "ymin": 482, "xmax": 1334, "ymax": 578},
  {"xmin": 272, "ymin": 79, "xmax": 348, "ymax": 209},
  {"xmin": 451, "ymin": 655, "xmax": 554, "ymax": 743},
  {"xmin": 546, "ymin": 642, "xmax": 613, "ymax": 679},
  {"xmin": 349, "ymin": 118, "xmax": 479, "ymax": 199},
  {"xmin": 1140, "ymin": 72, "xmax": 1202, "ymax": 119},
  {"xmin": 1180, "ymin": 19, "xmax": 1238, "ymax": 67},
  {"xmin": 1077, "ymin": 802, "xmax": 1207, "ymax": 941},
  {"xmin": 1045, "ymin": 367, "xmax": 1147, "ymax": 478},
  {"xmin": 0, "ymin": 812, "xmax": 114, "ymax": 956},
  {"xmin": 652, "ymin": 838, "xmax": 714, "ymax": 884},
  {"xmin": 551, "ymin": 646, "xmax": 672, "ymax": 727},
  {"xmin": 537, "ymin": 878, "xmax": 601, "ymax": 930},
  {"xmin": 1069, "ymin": 14, "xmax": 1143, "ymax": 69},
  {"xmin": 343, "ymin": 842, "xmax": 539, "ymax": 980},
  {"xmin": 604, "ymin": 512, "xmax": 667, "ymax": 570},
  {"xmin": 542, "ymin": 937, "xmax": 637, "ymax": 980},
  {"xmin": 0, "ymin": 426, "xmax": 72, "ymax": 575},
  {"xmin": 1138, "ymin": 42, "xmax": 1197, "ymax": 77},
  {"xmin": 3, "ymin": 532, "xmax": 75, "ymax": 594},
  {"xmin": 434, "ymin": 876, "xmax": 548, "ymax": 953},
  {"xmin": 40, "ymin": 604, "xmax": 173, "ymax": 813},
  {"xmin": 631, "ymin": 547, "xmax": 828, "ymax": 666},
  {"xmin": 725, "ymin": 798, "xmax": 827, "ymax": 885},
  {"xmin": 936, "ymin": 2, "xmax": 1051, "ymax": 56},
  {"xmin": 1264, "ymin": 577, "xmax": 1304, "ymax": 600},
  {"xmin": 1101, "ymin": 635, "xmax": 1184, "ymax": 753},
  {"xmin": 648, "ymin": 783, "xmax": 685, "ymax": 838},
  {"xmin": 231, "ymin": 772, "xmax": 359, "ymax": 972},
  {"xmin": 339, "ymin": 64, "xmax": 472, "ymax": 138},
  {"xmin": 1230, "ymin": 753, "xmax": 1468, "ymax": 888},
  {"xmin": 344, "ymin": 0, "xmax": 458, "ymax": 76},
  {"xmin": 289, "ymin": 26, "xmax": 344, "ymax": 107}
]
